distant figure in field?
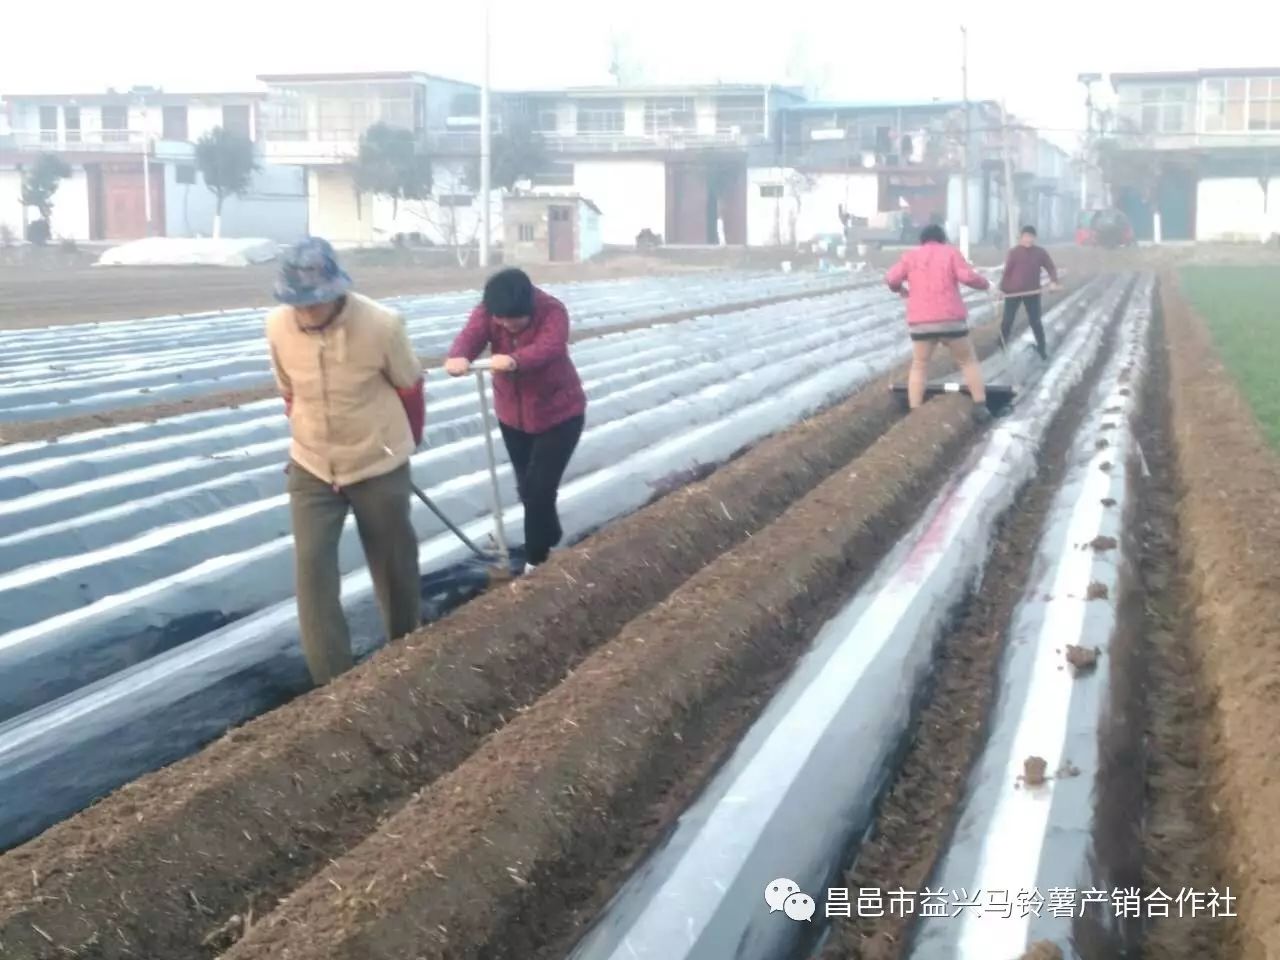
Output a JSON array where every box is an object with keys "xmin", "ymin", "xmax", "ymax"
[
  {"xmin": 885, "ymin": 224, "xmax": 992, "ymax": 419},
  {"xmin": 1000, "ymin": 225, "xmax": 1062, "ymax": 360}
]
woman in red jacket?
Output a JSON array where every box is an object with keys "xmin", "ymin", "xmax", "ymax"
[
  {"xmin": 885, "ymin": 225, "xmax": 991, "ymax": 419},
  {"xmin": 446, "ymin": 268, "xmax": 587, "ymax": 571}
]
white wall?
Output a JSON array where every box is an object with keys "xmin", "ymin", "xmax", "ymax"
[
  {"xmin": 579, "ymin": 204, "xmax": 604, "ymax": 260},
  {"xmin": 946, "ymin": 173, "xmax": 987, "ymax": 247},
  {"xmin": 1196, "ymin": 177, "xmax": 1280, "ymax": 242},
  {"xmin": 0, "ymin": 169, "xmax": 25, "ymax": 241},
  {"xmin": 308, "ymin": 167, "xmax": 374, "ymax": 245},
  {"xmin": 572, "ymin": 160, "xmax": 665, "ymax": 245},
  {"xmin": 50, "ymin": 168, "xmax": 91, "ymax": 240},
  {"xmin": 0, "ymin": 165, "xmax": 90, "ymax": 240},
  {"xmin": 747, "ymin": 168, "xmax": 882, "ymax": 248},
  {"xmin": 165, "ymin": 162, "xmax": 307, "ymax": 242},
  {"xmin": 188, "ymin": 105, "xmax": 228, "ymax": 141},
  {"xmin": 370, "ymin": 162, "xmax": 503, "ymax": 258}
]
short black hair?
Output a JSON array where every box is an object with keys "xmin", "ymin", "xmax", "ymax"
[
  {"xmin": 1020, "ymin": 225, "xmax": 1038, "ymax": 237},
  {"xmin": 920, "ymin": 224, "xmax": 948, "ymax": 245},
  {"xmin": 483, "ymin": 268, "xmax": 535, "ymax": 318}
]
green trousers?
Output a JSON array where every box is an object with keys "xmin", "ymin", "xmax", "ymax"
[{"xmin": 287, "ymin": 460, "xmax": 421, "ymax": 685}]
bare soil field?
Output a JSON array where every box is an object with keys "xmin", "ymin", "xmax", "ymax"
[{"xmin": 0, "ymin": 247, "xmax": 737, "ymax": 330}]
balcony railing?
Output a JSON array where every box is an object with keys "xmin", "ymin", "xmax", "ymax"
[
  {"xmin": 1104, "ymin": 130, "xmax": 1280, "ymax": 151},
  {"xmin": 437, "ymin": 129, "xmax": 765, "ymax": 153},
  {"xmin": 7, "ymin": 128, "xmax": 149, "ymax": 152}
]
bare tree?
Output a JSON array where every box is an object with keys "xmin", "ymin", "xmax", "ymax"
[
  {"xmin": 402, "ymin": 164, "xmax": 484, "ymax": 267},
  {"xmin": 784, "ymin": 169, "xmax": 817, "ymax": 247}
]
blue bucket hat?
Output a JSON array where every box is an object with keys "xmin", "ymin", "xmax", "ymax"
[{"xmin": 274, "ymin": 237, "xmax": 353, "ymax": 306}]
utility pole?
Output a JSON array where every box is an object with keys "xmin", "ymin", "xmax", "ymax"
[
  {"xmin": 479, "ymin": 0, "xmax": 492, "ymax": 268},
  {"xmin": 959, "ymin": 25, "xmax": 970, "ymax": 258},
  {"xmin": 1000, "ymin": 100, "xmax": 1017, "ymax": 248},
  {"xmin": 1077, "ymin": 73, "xmax": 1101, "ymax": 216}
]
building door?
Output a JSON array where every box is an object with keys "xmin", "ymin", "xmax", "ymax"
[
  {"xmin": 95, "ymin": 163, "xmax": 165, "ymax": 240},
  {"xmin": 548, "ymin": 205, "xmax": 575, "ymax": 261},
  {"xmin": 665, "ymin": 162, "xmax": 710, "ymax": 244},
  {"xmin": 1158, "ymin": 167, "xmax": 1197, "ymax": 241}
]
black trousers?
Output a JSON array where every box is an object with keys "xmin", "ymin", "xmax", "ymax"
[
  {"xmin": 499, "ymin": 415, "xmax": 584, "ymax": 565},
  {"xmin": 1001, "ymin": 294, "xmax": 1046, "ymax": 355}
]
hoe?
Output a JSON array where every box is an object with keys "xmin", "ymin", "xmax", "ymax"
[{"xmin": 409, "ymin": 358, "xmax": 518, "ymax": 582}]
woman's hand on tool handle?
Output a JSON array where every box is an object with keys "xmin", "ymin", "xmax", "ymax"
[
  {"xmin": 1049, "ymin": 281, "xmax": 1063, "ymax": 292},
  {"xmin": 490, "ymin": 354, "xmax": 519, "ymax": 373},
  {"xmin": 445, "ymin": 357, "xmax": 471, "ymax": 377}
]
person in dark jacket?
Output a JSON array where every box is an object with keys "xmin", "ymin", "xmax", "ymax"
[
  {"xmin": 445, "ymin": 268, "xmax": 587, "ymax": 572},
  {"xmin": 999, "ymin": 226, "xmax": 1061, "ymax": 360}
]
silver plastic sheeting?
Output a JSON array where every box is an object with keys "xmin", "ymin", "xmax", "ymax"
[
  {"xmin": 908, "ymin": 277, "xmax": 1153, "ymax": 960},
  {"xmin": 564, "ymin": 276, "xmax": 1130, "ymax": 960}
]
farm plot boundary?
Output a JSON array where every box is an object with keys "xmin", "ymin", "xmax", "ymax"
[{"xmin": 1161, "ymin": 272, "xmax": 1280, "ymax": 960}]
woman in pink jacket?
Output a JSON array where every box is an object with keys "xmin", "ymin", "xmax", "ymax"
[
  {"xmin": 446, "ymin": 268, "xmax": 587, "ymax": 572},
  {"xmin": 885, "ymin": 225, "xmax": 991, "ymax": 419}
]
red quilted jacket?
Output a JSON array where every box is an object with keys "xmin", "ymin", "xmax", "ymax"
[{"xmin": 448, "ymin": 288, "xmax": 587, "ymax": 434}]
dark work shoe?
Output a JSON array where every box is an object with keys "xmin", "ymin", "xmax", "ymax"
[{"xmin": 972, "ymin": 404, "xmax": 994, "ymax": 425}]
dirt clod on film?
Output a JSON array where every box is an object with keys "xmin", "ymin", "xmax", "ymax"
[
  {"xmin": 1066, "ymin": 645, "xmax": 1100, "ymax": 673},
  {"xmin": 1090, "ymin": 535, "xmax": 1119, "ymax": 552},
  {"xmin": 1022, "ymin": 756, "xmax": 1049, "ymax": 786},
  {"xmin": 1086, "ymin": 582, "xmax": 1110, "ymax": 601},
  {"xmin": 1020, "ymin": 941, "xmax": 1065, "ymax": 960}
]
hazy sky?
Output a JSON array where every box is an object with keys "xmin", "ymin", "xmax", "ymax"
[{"xmin": 6, "ymin": 0, "xmax": 1279, "ymax": 149}]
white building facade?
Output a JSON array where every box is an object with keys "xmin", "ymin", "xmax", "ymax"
[{"xmin": 1107, "ymin": 68, "xmax": 1280, "ymax": 242}]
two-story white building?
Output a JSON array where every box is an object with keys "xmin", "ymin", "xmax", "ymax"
[
  {"xmin": 257, "ymin": 71, "xmax": 485, "ymax": 248},
  {"xmin": 1106, "ymin": 68, "xmax": 1280, "ymax": 242},
  {"xmin": 757, "ymin": 99, "xmax": 1077, "ymax": 250},
  {"xmin": 0, "ymin": 87, "xmax": 307, "ymax": 243},
  {"xmin": 504, "ymin": 84, "xmax": 803, "ymax": 246}
]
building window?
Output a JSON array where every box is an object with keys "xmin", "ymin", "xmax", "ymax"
[
  {"xmin": 577, "ymin": 99, "xmax": 625, "ymax": 134},
  {"xmin": 536, "ymin": 109, "xmax": 560, "ymax": 133},
  {"xmin": 1247, "ymin": 77, "xmax": 1280, "ymax": 131},
  {"xmin": 438, "ymin": 194, "xmax": 473, "ymax": 207},
  {"xmin": 101, "ymin": 105, "xmax": 129, "ymax": 143},
  {"xmin": 39, "ymin": 106, "xmax": 58, "ymax": 143},
  {"xmin": 450, "ymin": 92, "xmax": 481, "ymax": 118},
  {"xmin": 759, "ymin": 184, "xmax": 784, "ymax": 198},
  {"xmin": 163, "ymin": 105, "xmax": 189, "ymax": 141},
  {"xmin": 175, "ymin": 165, "xmax": 197, "ymax": 185},
  {"xmin": 715, "ymin": 95, "xmax": 765, "ymax": 138},
  {"xmin": 644, "ymin": 97, "xmax": 695, "ymax": 135},
  {"xmin": 263, "ymin": 94, "xmax": 307, "ymax": 141},
  {"xmin": 1201, "ymin": 79, "xmax": 1245, "ymax": 132},
  {"xmin": 518, "ymin": 224, "xmax": 536, "ymax": 241},
  {"xmin": 64, "ymin": 106, "xmax": 81, "ymax": 143},
  {"xmin": 223, "ymin": 104, "xmax": 252, "ymax": 139},
  {"xmin": 1131, "ymin": 85, "xmax": 1192, "ymax": 134}
]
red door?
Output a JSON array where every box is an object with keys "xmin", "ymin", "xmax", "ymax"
[
  {"xmin": 548, "ymin": 206, "xmax": 575, "ymax": 261},
  {"xmin": 96, "ymin": 163, "xmax": 165, "ymax": 240}
]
